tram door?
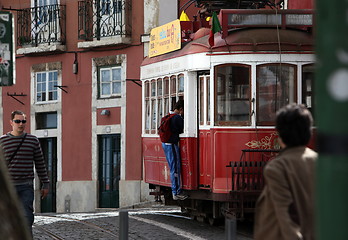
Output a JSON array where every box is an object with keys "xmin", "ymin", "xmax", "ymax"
[
  {"xmin": 98, "ymin": 134, "xmax": 121, "ymax": 208},
  {"xmin": 198, "ymin": 73, "xmax": 212, "ymax": 188},
  {"xmin": 40, "ymin": 137, "xmax": 57, "ymax": 213}
]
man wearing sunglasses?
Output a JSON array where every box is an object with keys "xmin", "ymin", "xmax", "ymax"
[{"xmin": 0, "ymin": 110, "xmax": 49, "ymax": 237}]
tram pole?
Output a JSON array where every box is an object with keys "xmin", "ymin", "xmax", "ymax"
[{"xmin": 316, "ymin": 0, "xmax": 348, "ymax": 239}]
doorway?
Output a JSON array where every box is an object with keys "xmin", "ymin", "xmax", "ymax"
[
  {"xmin": 39, "ymin": 137, "xmax": 57, "ymax": 212},
  {"xmin": 98, "ymin": 134, "xmax": 121, "ymax": 208}
]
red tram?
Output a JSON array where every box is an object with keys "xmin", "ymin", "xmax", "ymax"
[{"xmin": 141, "ymin": 9, "xmax": 315, "ymax": 222}]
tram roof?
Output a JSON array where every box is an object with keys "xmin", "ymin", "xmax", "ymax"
[{"xmin": 141, "ymin": 26, "xmax": 314, "ymax": 66}]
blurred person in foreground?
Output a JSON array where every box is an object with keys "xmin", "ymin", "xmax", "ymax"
[
  {"xmin": 0, "ymin": 110, "xmax": 49, "ymax": 237},
  {"xmin": 0, "ymin": 147, "xmax": 32, "ymax": 239},
  {"xmin": 254, "ymin": 104, "xmax": 317, "ymax": 240}
]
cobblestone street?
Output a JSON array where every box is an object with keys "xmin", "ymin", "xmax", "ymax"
[{"xmin": 33, "ymin": 204, "xmax": 253, "ymax": 240}]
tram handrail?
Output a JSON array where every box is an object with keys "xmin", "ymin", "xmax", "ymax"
[
  {"xmin": 228, "ymin": 149, "xmax": 280, "ymax": 191},
  {"xmin": 225, "ymin": 148, "xmax": 280, "ymax": 219}
]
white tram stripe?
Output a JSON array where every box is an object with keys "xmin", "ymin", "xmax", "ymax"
[{"xmin": 130, "ymin": 216, "xmax": 205, "ymax": 240}]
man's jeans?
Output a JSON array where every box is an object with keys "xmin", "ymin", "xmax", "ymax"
[
  {"xmin": 15, "ymin": 183, "xmax": 34, "ymax": 236},
  {"xmin": 162, "ymin": 143, "xmax": 182, "ymax": 195}
]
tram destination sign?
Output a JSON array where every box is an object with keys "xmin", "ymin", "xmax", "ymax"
[
  {"xmin": 0, "ymin": 11, "xmax": 15, "ymax": 86},
  {"xmin": 149, "ymin": 19, "xmax": 181, "ymax": 58}
]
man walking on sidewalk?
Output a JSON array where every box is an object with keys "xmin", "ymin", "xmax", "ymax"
[{"xmin": 0, "ymin": 110, "xmax": 50, "ymax": 236}]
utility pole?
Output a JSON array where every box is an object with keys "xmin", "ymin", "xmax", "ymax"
[{"xmin": 316, "ymin": 0, "xmax": 348, "ymax": 239}]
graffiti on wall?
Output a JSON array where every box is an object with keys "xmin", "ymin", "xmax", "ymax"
[{"xmin": 0, "ymin": 12, "xmax": 14, "ymax": 86}]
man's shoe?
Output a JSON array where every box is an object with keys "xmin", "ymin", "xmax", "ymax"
[
  {"xmin": 176, "ymin": 193, "xmax": 188, "ymax": 200},
  {"xmin": 172, "ymin": 194, "xmax": 179, "ymax": 200}
]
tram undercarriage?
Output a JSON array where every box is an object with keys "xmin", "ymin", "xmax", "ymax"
[{"xmin": 150, "ymin": 184, "xmax": 259, "ymax": 225}]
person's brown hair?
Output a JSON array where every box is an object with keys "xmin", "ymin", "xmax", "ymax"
[{"xmin": 11, "ymin": 110, "xmax": 25, "ymax": 120}]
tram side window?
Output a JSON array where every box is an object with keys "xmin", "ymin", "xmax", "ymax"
[
  {"xmin": 177, "ymin": 74, "xmax": 185, "ymax": 100},
  {"xmin": 199, "ymin": 74, "xmax": 210, "ymax": 125},
  {"xmin": 207, "ymin": 76, "xmax": 211, "ymax": 124},
  {"xmin": 302, "ymin": 64, "xmax": 315, "ymax": 115},
  {"xmin": 144, "ymin": 81, "xmax": 150, "ymax": 133},
  {"xmin": 178, "ymin": 74, "xmax": 184, "ymax": 93},
  {"xmin": 164, "ymin": 77, "xmax": 170, "ymax": 114},
  {"xmin": 157, "ymin": 78, "xmax": 163, "ymax": 127},
  {"xmin": 170, "ymin": 75, "xmax": 177, "ymax": 108},
  {"xmin": 215, "ymin": 65, "xmax": 250, "ymax": 126},
  {"xmin": 144, "ymin": 75, "xmax": 185, "ymax": 135},
  {"xmin": 151, "ymin": 80, "xmax": 157, "ymax": 133},
  {"xmin": 199, "ymin": 76, "xmax": 204, "ymax": 125},
  {"xmin": 256, "ymin": 64, "xmax": 297, "ymax": 125}
]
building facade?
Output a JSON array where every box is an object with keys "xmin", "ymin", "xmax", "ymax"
[{"xmin": 0, "ymin": 0, "xmax": 157, "ymax": 213}]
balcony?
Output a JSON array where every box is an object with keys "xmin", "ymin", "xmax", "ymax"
[
  {"xmin": 78, "ymin": 0, "xmax": 132, "ymax": 48},
  {"xmin": 16, "ymin": 4, "xmax": 66, "ymax": 55}
]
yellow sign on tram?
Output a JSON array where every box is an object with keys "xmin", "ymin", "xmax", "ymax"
[{"xmin": 149, "ymin": 19, "xmax": 181, "ymax": 58}]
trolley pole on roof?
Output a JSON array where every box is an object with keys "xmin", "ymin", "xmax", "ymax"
[{"xmin": 316, "ymin": 0, "xmax": 348, "ymax": 239}]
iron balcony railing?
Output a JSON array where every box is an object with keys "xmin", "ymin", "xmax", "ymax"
[
  {"xmin": 78, "ymin": 0, "xmax": 132, "ymax": 40},
  {"xmin": 17, "ymin": 4, "xmax": 66, "ymax": 47}
]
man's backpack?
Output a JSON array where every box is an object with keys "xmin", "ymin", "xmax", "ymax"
[{"xmin": 158, "ymin": 113, "xmax": 176, "ymax": 143}]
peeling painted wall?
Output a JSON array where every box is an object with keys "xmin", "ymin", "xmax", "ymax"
[{"xmin": 144, "ymin": 0, "xmax": 178, "ymax": 34}]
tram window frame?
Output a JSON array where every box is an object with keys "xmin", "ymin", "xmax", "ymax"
[
  {"xmin": 170, "ymin": 75, "xmax": 177, "ymax": 95},
  {"xmin": 163, "ymin": 77, "xmax": 170, "ymax": 114},
  {"xmin": 199, "ymin": 76, "xmax": 204, "ymax": 125},
  {"xmin": 207, "ymin": 76, "xmax": 211, "ymax": 125},
  {"xmin": 256, "ymin": 63, "xmax": 297, "ymax": 126},
  {"xmin": 170, "ymin": 75, "xmax": 178, "ymax": 108},
  {"xmin": 199, "ymin": 74, "xmax": 211, "ymax": 126},
  {"xmin": 302, "ymin": 64, "xmax": 315, "ymax": 116},
  {"xmin": 143, "ymin": 74, "xmax": 185, "ymax": 136},
  {"xmin": 150, "ymin": 79, "xmax": 157, "ymax": 134},
  {"xmin": 151, "ymin": 80, "xmax": 156, "ymax": 97},
  {"xmin": 214, "ymin": 64, "xmax": 251, "ymax": 126},
  {"xmin": 144, "ymin": 81, "xmax": 150, "ymax": 133},
  {"xmin": 178, "ymin": 74, "xmax": 184, "ymax": 94},
  {"xmin": 157, "ymin": 78, "xmax": 164, "ymax": 128},
  {"xmin": 145, "ymin": 81, "xmax": 150, "ymax": 98}
]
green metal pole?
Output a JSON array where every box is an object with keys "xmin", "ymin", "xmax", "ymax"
[{"xmin": 316, "ymin": 1, "xmax": 348, "ymax": 240}]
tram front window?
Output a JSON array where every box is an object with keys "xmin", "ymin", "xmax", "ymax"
[
  {"xmin": 215, "ymin": 65, "xmax": 250, "ymax": 126},
  {"xmin": 256, "ymin": 64, "xmax": 296, "ymax": 125}
]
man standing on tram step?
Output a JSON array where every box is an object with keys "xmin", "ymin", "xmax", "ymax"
[
  {"xmin": 0, "ymin": 110, "xmax": 49, "ymax": 237},
  {"xmin": 254, "ymin": 104, "xmax": 317, "ymax": 240},
  {"xmin": 160, "ymin": 100, "xmax": 188, "ymax": 200}
]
